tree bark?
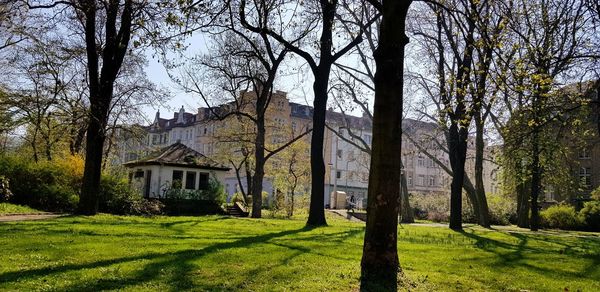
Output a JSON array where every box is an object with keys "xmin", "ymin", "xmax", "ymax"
[
  {"xmin": 306, "ymin": 68, "xmax": 330, "ymax": 226},
  {"xmin": 360, "ymin": 1, "xmax": 412, "ymax": 290},
  {"xmin": 448, "ymin": 123, "xmax": 468, "ymax": 230},
  {"xmin": 529, "ymin": 129, "xmax": 541, "ymax": 231},
  {"xmin": 78, "ymin": 0, "xmax": 132, "ymax": 215},
  {"xmin": 400, "ymin": 162, "xmax": 414, "ymax": 223},
  {"xmin": 251, "ymin": 105, "xmax": 266, "ymax": 218},
  {"xmin": 474, "ymin": 113, "xmax": 490, "ymax": 227}
]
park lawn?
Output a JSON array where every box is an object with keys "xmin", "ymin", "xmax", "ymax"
[
  {"xmin": 0, "ymin": 214, "xmax": 598, "ymax": 291},
  {"xmin": 0, "ymin": 203, "xmax": 42, "ymax": 215}
]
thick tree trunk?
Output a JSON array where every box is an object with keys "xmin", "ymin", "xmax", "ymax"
[
  {"xmin": 78, "ymin": 0, "xmax": 132, "ymax": 215},
  {"xmin": 474, "ymin": 114, "xmax": 490, "ymax": 227},
  {"xmin": 448, "ymin": 123, "xmax": 468, "ymax": 230},
  {"xmin": 360, "ymin": 2, "xmax": 411, "ymax": 290},
  {"xmin": 306, "ymin": 70, "xmax": 330, "ymax": 226},
  {"xmin": 79, "ymin": 105, "xmax": 107, "ymax": 215}
]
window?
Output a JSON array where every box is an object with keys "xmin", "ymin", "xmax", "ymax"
[
  {"xmin": 427, "ymin": 159, "xmax": 434, "ymax": 168},
  {"xmin": 418, "ymin": 175, "xmax": 425, "ymax": 186},
  {"xmin": 337, "ymin": 149, "xmax": 343, "ymax": 159},
  {"xmin": 134, "ymin": 171, "xmax": 144, "ymax": 178},
  {"xmin": 579, "ymin": 148, "xmax": 591, "ymax": 159},
  {"xmin": 336, "ymin": 171, "xmax": 341, "ymax": 179},
  {"xmin": 417, "ymin": 156, "xmax": 424, "ymax": 167},
  {"xmin": 580, "ymin": 167, "xmax": 591, "ymax": 188},
  {"xmin": 185, "ymin": 171, "xmax": 196, "ymax": 190},
  {"xmin": 172, "ymin": 170, "xmax": 183, "ymax": 188},
  {"xmin": 407, "ymin": 174, "xmax": 413, "ymax": 186},
  {"xmin": 199, "ymin": 173, "xmax": 209, "ymax": 190},
  {"xmin": 429, "ymin": 175, "xmax": 435, "ymax": 186}
]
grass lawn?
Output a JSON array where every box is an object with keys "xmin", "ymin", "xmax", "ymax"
[
  {"xmin": 0, "ymin": 213, "xmax": 598, "ymax": 291},
  {"xmin": 0, "ymin": 203, "xmax": 42, "ymax": 215}
]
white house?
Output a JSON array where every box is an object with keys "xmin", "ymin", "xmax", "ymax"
[{"xmin": 124, "ymin": 142, "xmax": 230, "ymax": 198}]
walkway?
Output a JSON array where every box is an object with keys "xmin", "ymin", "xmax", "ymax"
[{"xmin": 0, "ymin": 213, "xmax": 65, "ymax": 222}]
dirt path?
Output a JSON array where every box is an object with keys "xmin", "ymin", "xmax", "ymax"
[{"xmin": 0, "ymin": 213, "xmax": 65, "ymax": 222}]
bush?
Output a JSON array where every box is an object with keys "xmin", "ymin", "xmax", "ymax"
[
  {"xmin": 0, "ymin": 155, "xmax": 80, "ymax": 212},
  {"xmin": 99, "ymin": 174, "xmax": 163, "ymax": 216},
  {"xmin": 411, "ymin": 193, "xmax": 449, "ymax": 222},
  {"xmin": 487, "ymin": 194, "xmax": 517, "ymax": 225},
  {"xmin": 164, "ymin": 177, "xmax": 226, "ymax": 205},
  {"xmin": 540, "ymin": 204, "xmax": 583, "ymax": 230},
  {"xmin": 0, "ymin": 175, "xmax": 13, "ymax": 202},
  {"xmin": 579, "ymin": 201, "xmax": 600, "ymax": 231}
]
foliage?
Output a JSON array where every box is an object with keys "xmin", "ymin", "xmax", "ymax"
[
  {"xmin": 540, "ymin": 204, "xmax": 583, "ymax": 230},
  {"xmin": 98, "ymin": 174, "xmax": 163, "ymax": 216},
  {"xmin": 0, "ymin": 175, "xmax": 12, "ymax": 202},
  {"xmin": 487, "ymin": 194, "xmax": 517, "ymax": 225},
  {"xmin": 164, "ymin": 177, "xmax": 226, "ymax": 205},
  {"xmin": 0, "ymin": 154, "xmax": 162, "ymax": 215},
  {"xmin": 591, "ymin": 186, "xmax": 600, "ymax": 201},
  {"xmin": 411, "ymin": 193, "xmax": 449, "ymax": 222},
  {"xmin": 579, "ymin": 201, "xmax": 600, "ymax": 231},
  {"xmin": 0, "ymin": 203, "xmax": 41, "ymax": 215},
  {"xmin": 0, "ymin": 214, "xmax": 598, "ymax": 291},
  {"xmin": 0, "ymin": 154, "xmax": 81, "ymax": 211}
]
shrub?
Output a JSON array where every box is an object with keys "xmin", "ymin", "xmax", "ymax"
[
  {"xmin": 579, "ymin": 201, "xmax": 600, "ymax": 231},
  {"xmin": 591, "ymin": 187, "xmax": 600, "ymax": 201},
  {"xmin": 411, "ymin": 193, "xmax": 449, "ymax": 222},
  {"xmin": 0, "ymin": 175, "xmax": 13, "ymax": 202},
  {"xmin": 165, "ymin": 177, "xmax": 226, "ymax": 205},
  {"xmin": 99, "ymin": 174, "xmax": 163, "ymax": 216},
  {"xmin": 487, "ymin": 194, "xmax": 517, "ymax": 225},
  {"xmin": 540, "ymin": 204, "xmax": 583, "ymax": 230},
  {"xmin": 0, "ymin": 155, "xmax": 80, "ymax": 211}
]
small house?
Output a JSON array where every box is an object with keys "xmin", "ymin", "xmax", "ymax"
[{"xmin": 124, "ymin": 142, "xmax": 230, "ymax": 198}]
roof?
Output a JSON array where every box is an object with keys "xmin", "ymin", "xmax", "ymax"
[{"xmin": 124, "ymin": 142, "xmax": 230, "ymax": 171}]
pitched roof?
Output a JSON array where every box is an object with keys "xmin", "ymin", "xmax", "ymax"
[{"xmin": 124, "ymin": 142, "xmax": 230, "ymax": 170}]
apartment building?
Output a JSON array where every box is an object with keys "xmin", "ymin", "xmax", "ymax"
[{"xmin": 116, "ymin": 90, "xmax": 497, "ymax": 206}]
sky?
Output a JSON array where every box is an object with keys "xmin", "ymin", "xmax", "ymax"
[{"xmin": 141, "ymin": 33, "xmax": 317, "ymax": 123}]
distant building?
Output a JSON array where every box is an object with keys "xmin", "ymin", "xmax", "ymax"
[
  {"xmin": 124, "ymin": 142, "xmax": 230, "ymax": 198},
  {"xmin": 116, "ymin": 90, "xmax": 498, "ymax": 206}
]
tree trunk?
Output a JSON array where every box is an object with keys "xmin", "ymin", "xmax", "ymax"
[
  {"xmin": 306, "ymin": 69, "xmax": 330, "ymax": 226},
  {"xmin": 448, "ymin": 123, "xmax": 468, "ymax": 230},
  {"xmin": 529, "ymin": 130, "xmax": 541, "ymax": 231},
  {"xmin": 78, "ymin": 0, "xmax": 132, "ymax": 215},
  {"xmin": 79, "ymin": 107, "xmax": 107, "ymax": 215},
  {"xmin": 516, "ymin": 173, "xmax": 530, "ymax": 228},
  {"xmin": 360, "ymin": 2, "xmax": 411, "ymax": 290},
  {"xmin": 400, "ymin": 162, "xmax": 414, "ymax": 223},
  {"xmin": 251, "ymin": 116, "xmax": 266, "ymax": 218},
  {"xmin": 474, "ymin": 114, "xmax": 490, "ymax": 227}
]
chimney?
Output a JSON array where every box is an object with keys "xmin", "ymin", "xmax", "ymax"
[{"xmin": 176, "ymin": 106, "xmax": 185, "ymax": 124}]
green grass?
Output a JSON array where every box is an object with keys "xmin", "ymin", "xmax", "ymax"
[
  {"xmin": 0, "ymin": 214, "xmax": 598, "ymax": 291},
  {"xmin": 0, "ymin": 203, "xmax": 42, "ymax": 215}
]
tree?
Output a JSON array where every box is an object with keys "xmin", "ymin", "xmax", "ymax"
[
  {"xmin": 179, "ymin": 1, "xmax": 310, "ymax": 218},
  {"xmin": 24, "ymin": 0, "xmax": 191, "ymax": 214},
  {"xmin": 329, "ymin": 0, "xmax": 414, "ymax": 223},
  {"xmin": 495, "ymin": 0, "xmax": 597, "ymax": 231},
  {"xmin": 360, "ymin": 0, "xmax": 412, "ymax": 290},
  {"xmin": 240, "ymin": 0, "xmax": 374, "ymax": 226}
]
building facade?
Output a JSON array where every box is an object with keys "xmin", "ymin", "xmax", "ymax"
[{"xmin": 116, "ymin": 90, "xmax": 498, "ymax": 206}]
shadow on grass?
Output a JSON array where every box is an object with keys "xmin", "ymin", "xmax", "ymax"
[
  {"xmin": 0, "ymin": 225, "xmax": 323, "ymax": 290},
  {"xmin": 455, "ymin": 229, "xmax": 600, "ymax": 282}
]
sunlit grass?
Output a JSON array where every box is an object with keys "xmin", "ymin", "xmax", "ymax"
[
  {"xmin": 0, "ymin": 213, "xmax": 598, "ymax": 291},
  {"xmin": 0, "ymin": 203, "xmax": 42, "ymax": 215}
]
